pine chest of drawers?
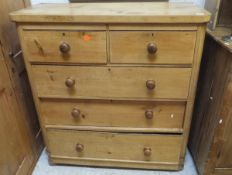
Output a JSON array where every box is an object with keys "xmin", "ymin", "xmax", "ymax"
[{"xmin": 11, "ymin": 2, "xmax": 210, "ymax": 170}]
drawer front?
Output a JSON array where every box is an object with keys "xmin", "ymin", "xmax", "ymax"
[
  {"xmin": 32, "ymin": 66, "xmax": 191, "ymax": 99},
  {"xmin": 22, "ymin": 30, "xmax": 107, "ymax": 64},
  {"xmin": 41, "ymin": 100, "xmax": 185, "ymax": 132},
  {"xmin": 110, "ymin": 31, "xmax": 196, "ymax": 64},
  {"xmin": 47, "ymin": 129, "xmax": 182, "ymax": 164}
]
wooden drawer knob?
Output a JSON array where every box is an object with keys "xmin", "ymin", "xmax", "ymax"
[
  {"xmin": 144, "ymin": 147, "xmax": 152, "ymax": 156},
  {"xmin": 65, "ymin": 77, "xmax": 75, "ymax": 88},
  {"xmin": 146, "ymin": 80, "xmax": 156, "ymax": 90},
  {"xmin": 147, "ymin": 43, "xmax": 157, "ymax": 54},
  {"xmin": 76, "ymin": 144, "xmax": 84, "ymax": 152},
  {"xmin": 71, "ymin": 108, "xmax": 80, "ymax": 118},
  {"xmin": 145, "ymin": 110, "xmax": 153, "ymax": 119},
  {"xmin": 59, "ymin": 42, "xmax": 70, "ymax": 54}
]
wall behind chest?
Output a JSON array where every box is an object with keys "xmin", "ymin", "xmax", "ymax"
[{"xmin": 30, "ymin": 0, "xmax": 205, "ymax": 7}]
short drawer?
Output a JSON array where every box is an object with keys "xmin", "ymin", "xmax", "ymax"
[
  {"xmin": 41, "ymin": 100, "xmax": 185, "ymax": 133},
  {"xmin": 22, "ymin": 30, "xmax": 107, "ymax": 64},
  {"xmin": 110, "ymin": 31, "xmax": 196, "ymax": 64},
  {"xmin": 47, "ymin": 129, "xmax": 183, "ymax": 167},
  {"xmin": 32, "ymin": 66, "xmax": 191, "ymax": 99}
]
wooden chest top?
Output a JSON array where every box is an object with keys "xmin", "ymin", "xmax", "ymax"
[{"xmin": 10, "ymin": 2, "xmax": 210, "ymax": 23}]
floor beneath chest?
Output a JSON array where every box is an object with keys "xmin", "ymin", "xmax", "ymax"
[{"xmin": 32, "ymin": 149, "xmax": 197, "ymax": 175}]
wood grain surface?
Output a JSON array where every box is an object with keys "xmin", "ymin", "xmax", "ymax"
[
  {"xmin": 47, "ymin": 129, "xmax": 183, "ymax": 169},
  {"xmin": 32, "ymin": 65, "xmax": 192, "ymax": 100},
  {"xmin": 41, "ymin": 99, "xmax": 186, "ymax": 132},
  {"xmin": 110, "ymin": 31, "xmax": 196, "ymax": 65},
  {"xmin": 13, "ymin": 2, "xmax": 209, "ymax": 170},
  {"xmin": 10, "ymin": 3, "xmax": 210, "ymax": 23},
  {"xmin": 22, "ymin": 30, "xmax": 107, "ymax": 64}
]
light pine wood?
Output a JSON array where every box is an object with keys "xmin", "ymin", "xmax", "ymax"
[
  {"xmin": 47, "ymin": 129, "xmax": 183, "ymax": 169},
  {"xmin": 22, "ymin": 25, "xmax": 106, "ymax": 31},
  {"xmin": 50, "ymin": 155, "xmax": 181, "ymax": 170},
  {"xmin": 22, "ymin": 30, "xmax": 107, "ymax": 64},
  {"xmin": 40, "ymin": 99, "xmax": 185, "ymax": 132},
  {"xmin": 0, "ymin": 1, "xmax": 43, "ymax": 175},
  {"xmin": 179, "ymin": 25, "xmax": 206, "ymax": 166},
  {"xmin": 32, "ymin": 66, "xmax": 191, "ymax": 100},
  {"xmin": 0, "ymin": 48, "xmax": 32, "ymax": 175},
  {"xmin": 45, "ymin": 125, "xmax": 184, "ymax": 134},
  {"xmin": 110, "ymin": 31, "xmax": 196, "ymax": 65},
  {"xmin": 13, "ymin": 2, "xmax": 210, "ymax": 170},
  {"xmin": 109, "ymin": 24, "xmax": 198, "ymax": 31},
  {"xmin": 17, "ymin": 25, "xmax": 50, "ymax": 154},
  {"xmin": 10, "ymin": 3, "xmax": 210, "ymax": 24}
]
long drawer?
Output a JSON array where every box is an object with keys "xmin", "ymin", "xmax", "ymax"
[
  {"xmin": 32, "ymin": 66, "xmax": 191, "ymax": 99},
  {"xmin": 47, "ymin": 129, "xmax": 183, "ymax": 168},
  {"xmin": 41, "ymin": 99, "xmax": 185, "ymax": 132},
  {"xmin": 110, "ymin": 31, "xmax": 196, "ymax": 64},
  {"xmin": 22, "ymin": 30, "xmax": 107, "ymax": 64}
]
